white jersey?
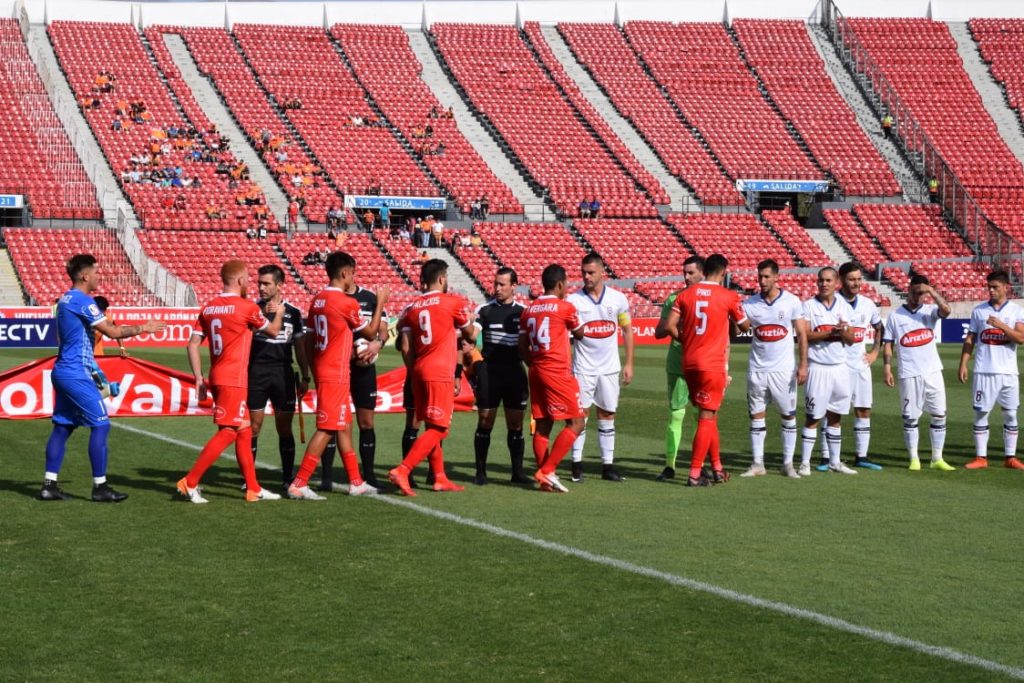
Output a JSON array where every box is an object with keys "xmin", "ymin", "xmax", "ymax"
[
  {"xmin": 969, "ymin": 300, "xmax": 1024, "ymax": 375},
  {"xmin": 842, "ymin": 294, "xmax": 881, "ymax": 370},
  {"xmin": 568, "ymin": 285, "xmax": 631, "ymax": 376},
  {"xmin": 803, "ymin": 295, "xmax": 854, "ymax": 366},
  {"xmin": 743, "ymin": 289, "xmax": 804, "ymax": 373},
  {"xmin": 882, "ymin": 303, "xmax": 943, "ymax": 379}
]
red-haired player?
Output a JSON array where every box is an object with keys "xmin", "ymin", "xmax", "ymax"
[
  {"xmin": 388, "ymin": 259, "xmax": 476, "ymax": 496},
  {"xmin": 177, "ymin": 259, "xmax": 284, "ymax": 503}
]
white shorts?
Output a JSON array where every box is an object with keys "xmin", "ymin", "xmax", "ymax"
[
  {"xmin": 804, "ymin": 364, "xmax": 851, "ymax": 420},
  {"xmin": 747, "ymin": 370, "xmax": 797, "ymax": 416},
  {"xmin": 576, "ymin": 373, "xmax": 621, "ymax": 413},
  {"xmin": 972, "ymin": 373, "xmax": 1020, "ymax": 413},
  {"xmin": 849, "ymin": 364, "xmax": 873, "ymax": 409},
  {"xmin": 898, "ymin": 371, "xmax": 946, "ymax": 420}
]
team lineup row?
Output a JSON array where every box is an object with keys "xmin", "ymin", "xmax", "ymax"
[{"xmin": 34, "ymin": 250, "xmax": 1024, "ymax": 501}]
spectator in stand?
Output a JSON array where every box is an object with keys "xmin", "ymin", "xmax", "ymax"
[
  {"xmin": 446, "ymin": 106, "xmax": 454, "ymax": 119},
  {"xmin": 881, "ymin": 113, "xmax": 894, "ymax": 138},
  {"xmin": 399, "ymin": 222, "xmax": 411, "ymax": 242},
  {"xmin": 379, "ymin": 203, "xmax": 391, "ymax": 231},
  {"xmin": 246, "ymin": 226, "xmax": 257, "ymax": 240},
  {"xmin": 579, "ymin": 199, "xmax": 591, "ymax": 219},
  {"xmin": 470, "ymin": 231, "xmax": 483, "ymax": 249},
  {"xmin": 257, "ymin": 222, "xmax": 268, "ymax": 240},
  {"xmin": 319, "ymin": 246, "xmax": 331, "ymax": 263},
  {"xmin": 111, "ymin": 118, "xmax": 122, "ymax": 132},
  {"xmin": 470, "ymin": 198, "xmax": 482, "ymax": 220},
  {"xmin": 425, "ymin": 123, "xmax": 434, "ymax": 138},
  {"xmin": 432, "ymin": 220, "xmax": 445, "ymax": 247},
  {"xmin": 191, "ymin": 175, "xmax": 202, "ymax": 189},
  {"xmin": 418, "ymin": 250, "xmax": 429, "ymax": 264},
  {"xmin": 362, "ymin": 209, "xmax": 375, "ymax": 231},
  {"xmin": 173, "ymin": 194, "xmax": 186, "ymax": 212},
  {"xmin": 460, "ymin": 231, "xmax": 472, "ymax": 249},
  {"xmin": 480, "ymin": 194, "xmax": 490, "ymax": 219},
  {"xmin": 287, "ymin": 200, "xmax": 299, "ymax": 234},
  {"xmin": 928, "ymin": 177, "xmax": 939, "ymax": 203},
  {"xmin": 334, "ymin": 231, "xmax": 347, "ymax": 250},
  {"xmin": 590, "ymin": 198, "xmax": 601, "ymax": 219}
]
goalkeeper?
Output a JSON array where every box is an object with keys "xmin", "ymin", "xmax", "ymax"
[{"xmin": 38, "ymin": 254, "xmax": 165, "ymax": 502}]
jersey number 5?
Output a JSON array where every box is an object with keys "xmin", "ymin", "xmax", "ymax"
[
  {"xmin": 526, "ymin": 316, "xmax": 550, "ymax": 351},
  {"xmin": 695, "ymin": 300, "xmax": 708, "ymax": 335}
]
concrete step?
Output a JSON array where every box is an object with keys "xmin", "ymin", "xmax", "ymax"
[
  {"xmin": 539, "ymin": 25, "xmax": 699, "ymax": 213},
  {"xmin": 947, "ymin": 22, "xmax": 1024, "ymax": 166},
  {"xmin": 807, "ymin": 226, "xmax": 903, "ymax": 305},
  {"xmin": 806, "ymin": 24, "xmax": 927, "ymax": 201},
  {"xmin": 0, "ymin": 248, "xmax": 27, "ymax": 305},
  {"xmin": 405, "ymin": 28, "xmax": 548, "ymax": 222},
  {"xmin": 423, "ymin": 247, "xmax": 486, "ymax": 303},
  {"xmin": 162, "ymin": 33, "xmax": 301, "ymax": 230}
]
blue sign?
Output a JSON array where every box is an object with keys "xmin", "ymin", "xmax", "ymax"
[
  {"xmin": 0, "ymin": 318, "xmax": 57, "ymax": 347},
  {"xmin": 0, "ymin": 194, "xmax": 24, "ymax": 209},
  {"xmin": 736, "ymin": 179, "xmax": 830, "ymax": 193},
  {"xmin": 346, "ymin": 195, "xmax": 446, "ymax": 211},
  {"xmin": 940, "ymin": 318, "xmax": 971, "ymax": 344}
]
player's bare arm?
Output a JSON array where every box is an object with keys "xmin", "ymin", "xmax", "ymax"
[
  {"xmin": 621, "ymin": 317, "xmax": 634, "ymax": 386},
  {"xmin": 659, "ymin": 308, "xmax": 680, "ymax": 341},
  {"xmin": 795, "ymin": 318, "xmax": 810, "ymax": 385},
  {"xmin": 295, "ymin": 337, "xmax": 311, "ymax": 396},
  {"xmin": 882, "ymin": 340, "xmax": 895, "ymax": 387},
  {"xmin": 94, "ymin": 317, "xmax": 166, "ymax": 339},
  {"xmin": 261, "ymin": 300, "xmax": 285, "ymax": 338},
  {"xmin": 986, "ymin": 315, "xmax": 1024, "ymax": 345},
  {"xmin": 958, "ymin": 332, "xmax": 976, "ymax": 383},
  {"xmin": 517, "ymin": 332, "xmax": 532, "ymax": 366},
  {"xmin": 399, "ymin": 328, "xmax": 415, "ymax": 368},
  {"xmin": 928, "ymin": 285, "xmax": 952, "ymax": 318},
  {"xmin": 864, "ymin": 321, "xmax": 884, "ymax": 365},
  {"xmin": 454, "ymin": 347, "xmax": 463, "ymax": 397},
  {"xmin": 186, "ymin": 332, "xmax": 207, "ymax": 400}
]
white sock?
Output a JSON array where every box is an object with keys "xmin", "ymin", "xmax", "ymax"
[
  {"xmin": 854, "ymin": 417, "xmax": 870, "ymax": 459},
  {"xmin": 93, "ymin": 476, "xmax": 106, "ymax": 485},
  {"xmin": 819, "ymin": 427, "xmax": 829, "ymax": 463},
  {"xmin": 974, "ymin": 411, "xmax": 990, "ymax": 458},
  {"xmin": 44, "ymin": 471, "xmax": 58, "ymax": 482},
  {"xmin": 571, "ymin": 418, "xmax": 588, "ymax": 463},
  {"xmin": 597, "ymin": 419, "xmax": 615, "ymax": 465},
  {"xmin": 801, "ymin": 427, "xmax": 817, "ymax": 466},
  {"xmin": 826, "ymin": 426, "xmax": 842, "ymax": 466},
  {"xmin": 903, "ymin": 420, "xmax": 919, "ymax": 460},
  {"xmin": 929, "ymin": 416, "xmax": 946, "ymax": 461},
  {"xmin": 1004, "ymin": 411, "xmax": 1018, "ymax": 457},
  {"xmin": 750, "ymin": 418, "xmax": 767, "ymax": 465},
  {"xmin": 781, "ymin": 417, "xmax": 797, "ymax": 465}
]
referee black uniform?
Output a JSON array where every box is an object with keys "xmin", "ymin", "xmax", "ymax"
[
  {"xmin": 473, "ymin": 298, "xmax": 529, "ymax": 483},
  {"xmin": 248, "ymin": 299, "xmax": 305, "ymax": 485}
]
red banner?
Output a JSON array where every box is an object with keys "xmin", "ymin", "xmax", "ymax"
[{"xmin": 0, "ymin": 356, "xmax": 475, "ymax": 419}]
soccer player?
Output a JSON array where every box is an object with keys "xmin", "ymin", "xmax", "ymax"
[
  {"xmin": 741, "ymin": 259, "xmax": 808, "ymax": 478},
  {"xmin": 472, "ymin": 267, "xmax": 530, "ymax": 485},
  {"xmin": 820, "ymin": 262, "xmax": 884, "ymax": 471},
  {"xmin": 520, "ymin": 263, "xmax": 586, "ymax": 493},
  {"xmin": 653, "ymin": 255, "xmax": 704, "ymax": 481},
  {"xmin": 800, "ymin": 267, "xmax": 857, "ymax": 476},
  {"xmin": 669, "ymin": 254, "xmax": 749, "ymax": 487},
  {"xmin": 388, "ymin": 259, "xmax": 476, "ymax": 496},
  {"xmin": 882, "ymin": 275, "xmax": 954, "ymax": 471},
  {"xmin": 177, "ymin": 259, "xmax": 284, "ymax": 504},
  {"xmin": 319, "ymin": 264, "xmax": 390, "ymax": 490},
  {"xmin": 247, "ymin": 265, "xmax": 309, "ymax": 490},
  {"xmin": 287, "ymin": 252, "xmax": 389, "ymax": 500},
  {"xmin": 39, "ymin": 254, "xmax": 166, "ymax": 502},
  {"xmin": 567, "ymin": 252, "xmax": 633, "ymax": 482},
  {"xmin": 91, "ymin": 296, "xmax": 126, "ymax": 356},
  {"xmin": 958, "ymin": 269, "xmax": 1024, "ymax": 469}
]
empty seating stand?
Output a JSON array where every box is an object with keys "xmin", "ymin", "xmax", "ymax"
[{"xmin": 473, "ymin": 222, "xmax": 589, "ymax": 295}]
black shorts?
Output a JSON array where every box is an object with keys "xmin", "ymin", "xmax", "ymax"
[
  {"xmin": 247, "ymin": 364, "xmax": 296, "ymax": 412},
  {"xmin": 475, "ymin": 360, "xmax": 528, "ymax": 411},
  {"xmin": 403, "ymin": 373, "xmax": 414, "ymax": 411},
  {"xmin": 350, "ymin": 363, "xmax": 378, "ymax": 411}
]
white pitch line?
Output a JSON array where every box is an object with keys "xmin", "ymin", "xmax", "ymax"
[
  {"xmin": 115, "ymin": 421, "xmax": 1024, "ymax": 680},
  {"xmin": 112, "ymin": 421, "xmax": 279, "ymax": 471}
]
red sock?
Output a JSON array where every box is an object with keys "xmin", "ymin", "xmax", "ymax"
[
  {"xmin": 689, "ymin": 418, "xmax": 715, "ymax": 479},
  {"xmin": 234, "ymin": 428, "xmax": 261, "ymax": 492},
  {"xmin": 541, "ymin": 428, "xmax": 578, "ymax": 475},
  {"xmin": 341, "ymin": 450, "xmax": 364, "ymax": 486},
  {"xmin": 708, "ymin": 417, "xmax": 722, "ymax": 471},
  {"xmin": 291, "ymin": 447, "xmax": 322, "ymax": 489},
  {"xmin": 532, "ymin": 433, "xmax": 549, "ymax": 467},
  {"xmin": 187, "ymin": 427, "xmax": 237, "ymax": 488},
  {"xmin": 401, "ymin": 427, "xmax": 445, "ymax": 470}
]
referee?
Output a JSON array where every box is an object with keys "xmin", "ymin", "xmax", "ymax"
[
  {"xmin": 473, "ymin": 267, "xmax": 530, "ymax": 485},
  {"xmin": 320, "ymin": 270, "xmax": 389, "ymax": 490},
  {"xmin": 248, "ymin": 264, "xmax": 309, "ymax": 490}
]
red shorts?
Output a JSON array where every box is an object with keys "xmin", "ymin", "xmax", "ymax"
[
  {"xmin": 211, "ymin": 385, "xmax": 248, "ymax": 427},
  {"xmin": 529, "ymin": 370, "xmax": 584, "ymax": 421},
  {"xmin": 684, "ymin": 369, "xmax": 728, "ymax": 411},
  {"xmin": 413, "ymin": 379, "xmax": 454, "ymax": 428},
  {"xmin": 316, "ymin": 382, "xmax": 351, "ymax": 431}
]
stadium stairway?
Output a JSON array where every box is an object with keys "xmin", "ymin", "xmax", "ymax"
[
  {"xmin": 422, "ymin": 247, "xmax": 486, "ymax": 304},
  {"xmin": 404, "ymin": 28, "xmax": 548, "ymax": 222},
  {"xmin": 26, "ymin": 25, "xmax": 128, "ymax": 227},
  {"xmin": 539, "ymin": 25, "xmax": 698, "ymax": 213},
  {"xmin": 0, "ymin": 248, "xmax": 26, "ymax": 305},
  {"xmin": 162, "ymin": 33, "xmax": 297, "ymax": 231},
  {"xmin": 948, "ymin": 22, "xmax": 1024, "ymax": 166},
  {"xmin": 805, "ymin": 25, "xmax": 925, "ymax": 201},
  {"xmin": 808, "ymin": 220, "xmax": 902, "ymax": 304}
]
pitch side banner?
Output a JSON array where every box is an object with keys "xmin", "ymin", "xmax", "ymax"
[
  {"xmin": 0, "ymin": 318, "xmax": 57, "ymax": 347},
  {"xmin": 0, "ymin": 356, "xmax": 474, "ymax": 419}
]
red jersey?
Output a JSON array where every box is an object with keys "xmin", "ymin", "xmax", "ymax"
[
  {"xmin": 520, "ymin": 295, "xmax": 583, "ymax": 376},
  {"xmin": 400, "ymin": 291, "xmax": 474, "ymax": 382},
  {"xmin": 196, "ymin": 293, "xmax": 269, "ymax": 388},
  {"xmin": 672, "ymin": 281, "xmax": 746, "ymax": 373},
  {"xmin": 308, "ymin": 287, "xmax": 367, "ymax": 384}
]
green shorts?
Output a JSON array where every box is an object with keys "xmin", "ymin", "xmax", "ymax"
[{"xmin": 667, "ymin": 372, "xmax": 689, "ymax": 411}]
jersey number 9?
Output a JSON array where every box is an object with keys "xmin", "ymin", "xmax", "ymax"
[{"xmin": 314, "ymin": 314, "xmax": 329, "ymax": 351}]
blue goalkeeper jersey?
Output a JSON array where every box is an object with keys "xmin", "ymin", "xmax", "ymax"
[{"xmin": 53, "ymin": 288, "xmax": 106, "ymax": 380}]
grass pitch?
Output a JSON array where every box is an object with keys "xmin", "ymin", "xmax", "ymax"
[{"xmin": 1, "ymin": 345, "xmax": 1021, "ymax": 681}]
